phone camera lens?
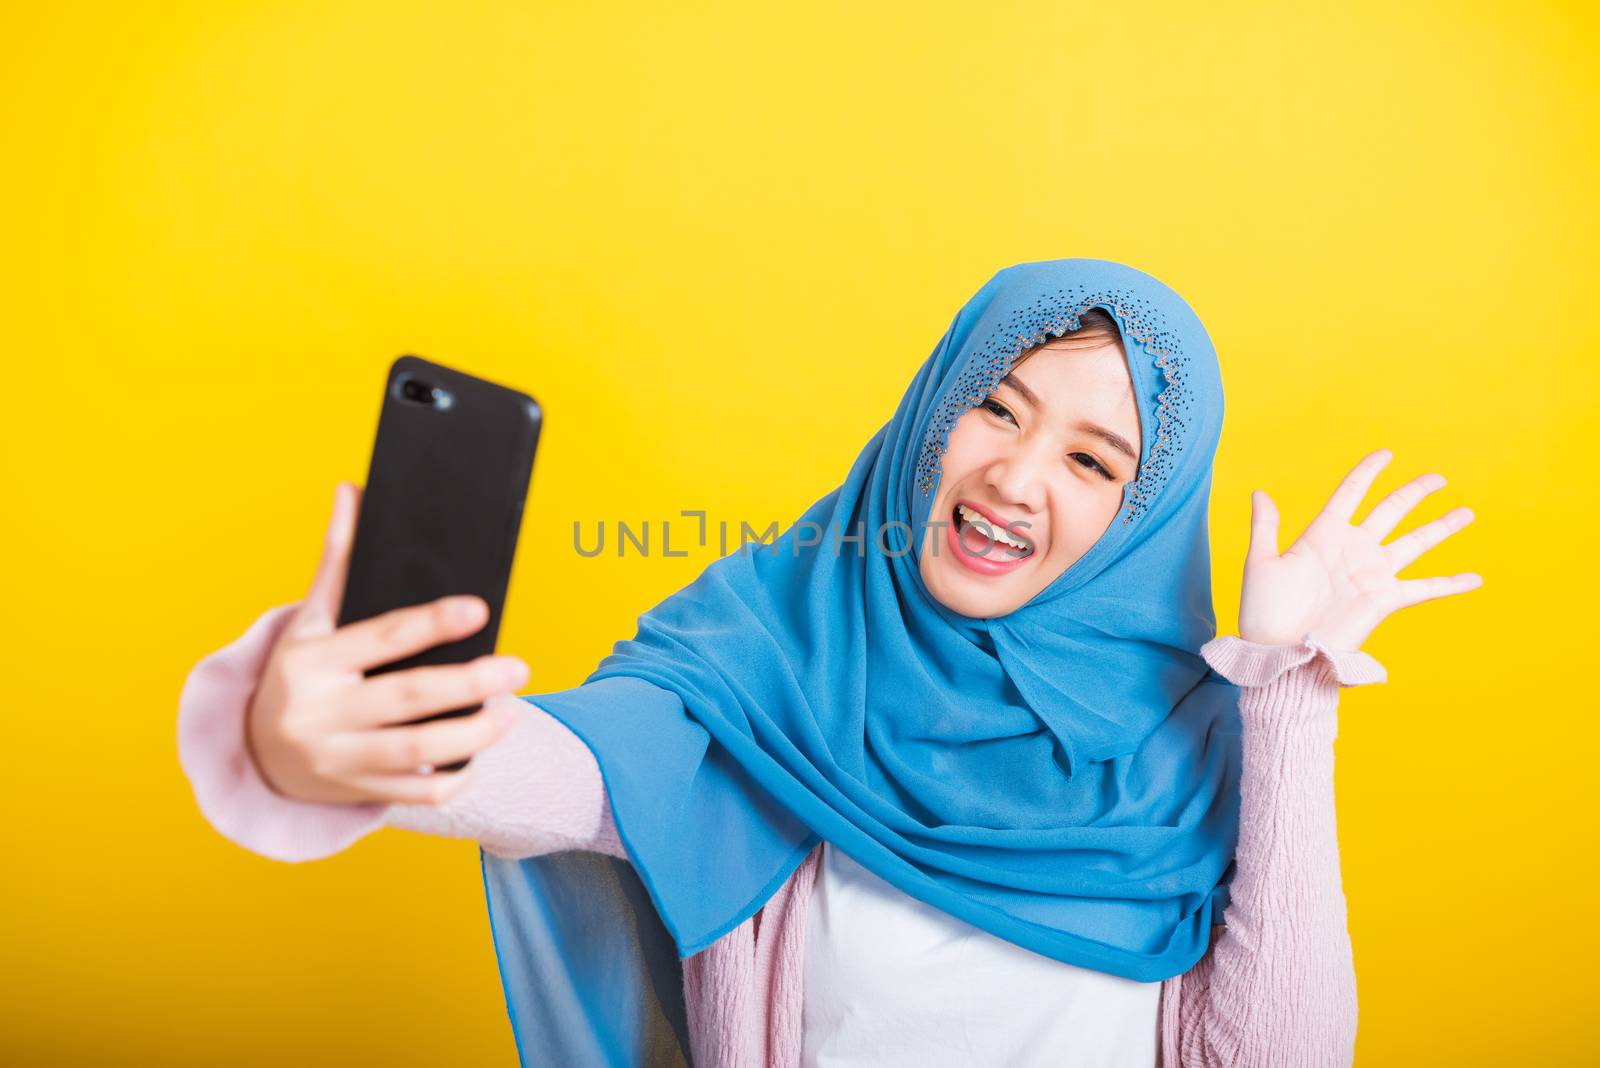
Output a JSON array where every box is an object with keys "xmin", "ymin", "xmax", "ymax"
[{"xmin": 397, "ymin": 373, "xmax": 452, "ymax": 410}]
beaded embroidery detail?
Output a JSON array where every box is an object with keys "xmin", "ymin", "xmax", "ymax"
[{"xmin": 912, "ymin": 286, "xmax": 1191, "ymax": 525}]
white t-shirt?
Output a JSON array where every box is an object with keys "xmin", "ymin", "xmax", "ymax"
[{"xmin": 801, "ymin": 841, "xmax": 1160, "ymax": 1067}]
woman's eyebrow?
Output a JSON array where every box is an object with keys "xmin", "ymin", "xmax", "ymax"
[{"xmin": 998, "ymin": 372, "xmax": 1140, "ymax": 462}]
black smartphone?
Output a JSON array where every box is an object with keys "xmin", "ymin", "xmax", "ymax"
[{"xmin": 336, "ymin": 355, "xmax": 541, "ymax": 772}]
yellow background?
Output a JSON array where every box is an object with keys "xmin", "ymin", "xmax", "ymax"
[{"xmin": 4, "ymin": 2, "xmax": 1595, "ymax": 1064}]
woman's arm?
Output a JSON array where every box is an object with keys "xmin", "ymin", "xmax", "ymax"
[
  {"xmin": 1159, "ymin": 449, "xmax": 1478, "ymax": 1066},
  {"xmin": 1159, "ymin": 634, "xmax": 1385, "ymax": 1068},
  {"xmin": 177, "ymin": 603, "xmax": 624, "ymax": 863}
]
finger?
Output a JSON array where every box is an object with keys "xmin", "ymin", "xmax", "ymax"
[
  {"xmin": 288, "ymin": 481, "xmax": 363, "ymax": 640},
  {"xmin": 1359, "ymin": 472, "xmax": 1448, "ymax": 542},
  {"xmin": 1392, "ymin": 571, "xmax": 1485, "ymax": 608},
  {"xmin": 305, "ymin": 594, "xmax": 490, "ymax": 675},
  {"xmin": 1383, "ymin": 506, "xmax": 1476, "ymax": 572},
  {"xmin": 345, "ymin": 764, "xmax": 477, "ymax": 805},
  {"xmin": 338, "ymin": 658, "xmax": 530, "ymax": 729},
  {"xmin": 325, "ymin": 702, "xmax": 516, "ymax": 775},
  {"xmin": 1246, "ymin": 490, "xmax": 1280, "ymax": 562},
  {"xmin": 1318, "ymin": 448, "xmax": 1393, "ymax": 527}
]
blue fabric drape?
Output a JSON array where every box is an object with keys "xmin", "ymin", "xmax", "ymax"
[
  {"xmin": 479, "ymin": 259, "xmax": 1244, "ymax": 1064},
  {"xmin": 479, "ymin": 851, "xmax": 691, "ymax": 1066}
]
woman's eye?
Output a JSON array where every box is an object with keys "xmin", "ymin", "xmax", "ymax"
[
  {"xmin": 980, "ymin": 397, "xmax": 1016, "ymax": 424},
  {"xmin": 1071, "ymin": 453, "xmax": 1115, "ymax": 480}
]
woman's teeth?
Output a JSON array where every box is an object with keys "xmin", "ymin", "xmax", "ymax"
[{"xmin": 955, "ymin": 504, "xmax": 1033, "ymax": 556}]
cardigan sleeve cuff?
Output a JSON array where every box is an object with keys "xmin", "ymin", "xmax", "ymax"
[
  {"xmin": 176, "ymin": 601, "xmax": 391, "ymax": 863},
  {"xmin": 1197, "ymin": 633, "xmax": 1388, "ymax": 689}
]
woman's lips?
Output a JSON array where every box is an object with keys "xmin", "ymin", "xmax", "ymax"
[{"xmin": 946, "ymin": 503, "xmax": 1033, "ymax": 576}]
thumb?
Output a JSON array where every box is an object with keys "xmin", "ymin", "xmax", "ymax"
[
  {"xmin": 292, "ymin": 481, "xmax": 362, "ymax": 637},
  {"xmin": 1246, "ymin": 490, "xmax": 1280, "ymax": 563}
]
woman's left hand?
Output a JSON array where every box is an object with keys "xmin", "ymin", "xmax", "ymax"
[{"xmin": 1236, "ymin": 448, "xmax": 1482, "ymax": 652}]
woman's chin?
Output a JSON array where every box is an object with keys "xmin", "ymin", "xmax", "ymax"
[{"xmin": 925, "ymin": 565, "xmax": 1031, "ymax": 619}]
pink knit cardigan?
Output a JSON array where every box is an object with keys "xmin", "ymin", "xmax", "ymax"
[{"xmin": 178, "ymin": 603, "xmax": 1387, "ymax": 1067}]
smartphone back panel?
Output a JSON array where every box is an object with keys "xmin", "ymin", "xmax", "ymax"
[{"xmin": 337, "ymin": 355, "xmax": 541, "ymax": 694}]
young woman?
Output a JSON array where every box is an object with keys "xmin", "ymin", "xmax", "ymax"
[{"xmin": 179, "ymin": 258, "xmax": 1480, "ymax": 1067}]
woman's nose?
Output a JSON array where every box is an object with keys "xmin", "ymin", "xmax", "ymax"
[{"xmin": 984, "ymin": 443, "xmax": 1050, "ymax": 515}]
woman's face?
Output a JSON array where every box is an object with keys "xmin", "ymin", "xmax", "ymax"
[{"xmin": 919, "ymin": 328, "xmax": 1143, "ymax": 618}]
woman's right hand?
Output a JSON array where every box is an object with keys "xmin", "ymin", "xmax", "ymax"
[{"xmin": 245, "ymin": 481, "xmax": 530, "ymax": 806}]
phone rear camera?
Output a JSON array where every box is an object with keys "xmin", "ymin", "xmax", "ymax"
[{"xmin": 395, "ymin": 371, "xmax": 453, "ymax": 410}]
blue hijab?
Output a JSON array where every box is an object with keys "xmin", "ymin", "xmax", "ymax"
[{"xmin": 479, "ymin": 258, "xmax": 1242, "ymax": 1065}]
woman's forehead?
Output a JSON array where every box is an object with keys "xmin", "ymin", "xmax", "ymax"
[{"xmin": 1010, "ymin": 337, "xmax": 1139, "ymax": 401}]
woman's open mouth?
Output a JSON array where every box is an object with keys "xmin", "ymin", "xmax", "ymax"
[{"xmin": 947, "ymin": 502, "xmax": 1034, "ymax": 575}]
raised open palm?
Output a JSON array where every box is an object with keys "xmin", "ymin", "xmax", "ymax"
[{"xmin": 1238, "ymin": 448, "xmax": 1482, "ymax": 652}]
